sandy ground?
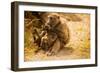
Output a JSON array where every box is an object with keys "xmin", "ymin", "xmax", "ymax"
[{"xmin": 24, "ymin": 47, "xmax": 89, "ymax": 61}]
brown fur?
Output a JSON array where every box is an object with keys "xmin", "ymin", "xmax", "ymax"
[{"xmin": 40, "ymin": 14, "xmax": 70, "ymax": 56}]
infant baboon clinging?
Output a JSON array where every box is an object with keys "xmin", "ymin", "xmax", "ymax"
[{"xmin": 40, "ymin": 14, "xmax": 70, "ymax": 56}]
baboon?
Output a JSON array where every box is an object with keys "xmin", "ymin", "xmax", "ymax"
[
  {"xmin": 40, "ymin": 14, "xmax": 70, "ymax": 56},
  {"xmin": 40, "ymin": 30, "xmax": 58, "ymax": 54}
]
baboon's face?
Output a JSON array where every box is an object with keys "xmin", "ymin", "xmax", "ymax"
[
  {"xmin": 41, "ymin": 33, "xmax": 50, "ymax": 45},
  {"xmin": 48, "ymin": 15, "xmax": 60, "ymax": 25},
  {"xmin": 41, "ymin": 33, "xmax": 48, "ymax": 43},
  {"xmin": 44, "ymin": 15, "xmax": 60, "ymax": 31}
]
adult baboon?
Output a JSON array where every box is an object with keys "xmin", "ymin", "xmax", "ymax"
[{"xmin": 40, "ymin": 14, "xmax": 70, "ymax": 56}]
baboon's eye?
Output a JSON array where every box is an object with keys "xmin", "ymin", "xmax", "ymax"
[
  {"xmin": 50, "ymin": 17, "xmax": 53, "ymax": 20},
  {"xmin": 58, "ymin": 16, "xmax": 60, "ymax": 19}
]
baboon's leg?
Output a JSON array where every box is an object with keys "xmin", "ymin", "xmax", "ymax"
[
  {"xmin": 59, "ymin": 41, "xmax": 65, "ymax": 52},
  {"xmin": 46, "ymin": 47, "xmax": 52, "ymax": 56},
  {"xmin": 47, "ymin": 39, "xmax": 61, "ymax": 56}
]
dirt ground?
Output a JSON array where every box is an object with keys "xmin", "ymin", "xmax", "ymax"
[
  {"xmin": 24, "ymin": 13, "xmax": 90, "ymax": 62},
  {"xmin": 24, "ymin": 47, "xmax": 89, "ymax": 61}
]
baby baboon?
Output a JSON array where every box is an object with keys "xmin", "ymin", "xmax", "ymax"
[
  {"xmin": 40, "ymin": 32, "xmax": 49, "ymax": 51},
  {"xmin": 40, "ymin": 30, "xmax": 58, "ymax": 54},
  {"xmin": 40, "ymin": 14, "xmax": 70, "ymax": 56}
]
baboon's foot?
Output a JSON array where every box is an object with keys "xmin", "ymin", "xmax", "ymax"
[{"xmin": 46, "ymin": 51, "xmax": 56, "ymax": 56}]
